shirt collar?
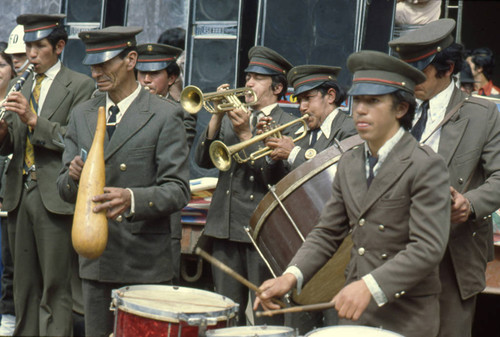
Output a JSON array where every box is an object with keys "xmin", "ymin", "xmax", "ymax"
[
  {"xmin": 295, "ymin": 107, "xmax": 340, "ymax": 138},
  {"xmin": 258, "ymin": 103, "xmax": 278, "ymax": 116},
  {"xmin": 417, "ymin": 79, "xmax": 455, "ymax": 122},
  {"xmin": 106, "ymin": 82, "xmax": 141, "ymax": 115},
  {"xmin": 41, "ymin": 60, "xmax": 61, "ymax": 80},
  {"xmin": 364, "ymin": 127, "xmax": 405, "ymax": 161}
]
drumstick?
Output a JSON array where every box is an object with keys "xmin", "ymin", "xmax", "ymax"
[
  {"xmin": 255, "ymin": 301, "xmax": 336, "ymax": 317},
  {"xmin": 195, "ymin": 247, "xmax": 286, "ymax": 308}
]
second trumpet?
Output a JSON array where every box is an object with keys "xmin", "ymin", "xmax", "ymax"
[{"xmin": 180, "ymin": 85, "xmax": 257, "ymax": 114}]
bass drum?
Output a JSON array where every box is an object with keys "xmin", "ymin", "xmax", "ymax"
[
  {"xmin": 305, "ymin": 325, "xmax": 404, "ymax": 337},
  {"xmin": 250, "ymin": 135, "xmax": 363, "ymax": 305}
]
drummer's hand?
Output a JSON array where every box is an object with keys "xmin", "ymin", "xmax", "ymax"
[
  {"xmin": 333, "ymin": 279, "xmax": 371, "ymax": 321},
  {"xmin": 266, "ymin": 136, "xmax": 294, "ymax": 161},
  {"xmin": 228, "ymin": 107, "xmax": 252, "ymax": 141},
  {"xmin": 253, "ymin": 273, "xmax": 297, "ymax": 311}
]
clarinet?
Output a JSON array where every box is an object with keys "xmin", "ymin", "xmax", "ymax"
[{"xmin": 0, "ymin": 64, "xmax": 35, "ymax": 121}]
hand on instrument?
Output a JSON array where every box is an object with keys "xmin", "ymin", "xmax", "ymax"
[
  {"xmin": 3, "ymin": 92, "xmax": 36, "ymax": 128},
  {"xmin": 69, "ymin": 155, "xmax": 85, "ymax": 182},
  {"xmin": 266, "ymin": 136, "xmax": 294, "ymax": 161},
  {"xmin": 206, "ymin": 84, "xmax": 231, "ymax": 139},
  {"xmin": 255, "ymin": 116, "xmax": 273, "ymax": 135},
  {"xmin": 92, "ymin": 187, "xmax": 132, "ymax": 219},
  {"xmin": 228, "ymin": 107, "xmax": 253, "ymax": 141},
  {"xmin": 333, "ymin": 279, "xmax": 371, "ymax": 321},
  {"xmin": 450, "ymin": 186, "xmax": 472, "ymax": 224},
  {"xmin": 253, "ymin": 273, "xmax": 297, "ymax": 311}
]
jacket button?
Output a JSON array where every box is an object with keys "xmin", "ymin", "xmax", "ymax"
[
  {"xmin": 149, "ymin": 201, "xmax": 154, "ymax": 207},
  {"xmin": 120, "ymin": 163, "xmax": 127, "ymax": 171},
  {"xmin": 250, "ymin": 194, "xmax": 254, "ymax": 201},
  {"xmin": 358, "ymin": 247, "xmax": 365, "ymax": 256},
  {"xmin": 359, "ymin": 219, "xmax": 365, "ymax": 227},
  {"xmin": 66, "ymin": 184, "xmax": 71, "ymax": 190},
  {"xmin": 226, "ymin": 190, "xmax": 230, "ymax": 195},
  {"xmin": 378, "ymin": 224, "xmax": 385, "ymax": 231},
  {"xmin": 400, "ymin": 290, "xmax": 406, "ymax": 295},
  {"xmin": 472, "ymin": 232, "xmax": 477, "ymax": 237},
  {"xmin": 458, "ymin": 178, "xmax": 464, "ymax": 184},
  {"xmin": 201, "ymin": 141, "xmax": 205, "ymax": 146},
  {"xmin": 116, "ymin": 215, "xmax": 123, "ymax": 223},
  {"xmin": 381, "ymin": 253, "xmax": 388, "ymax": 259},
  {"xmin": 395, "ymin": 293, "xmax": 400, "ymax": 299},
  {"xmin": 249, "ymin": 175, "xmax": 254, "ymax": 182}
]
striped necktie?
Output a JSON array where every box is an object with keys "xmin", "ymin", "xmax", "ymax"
[{"xmin": 24, "ymin": 73, "xmax": 45, "ymax": 173}]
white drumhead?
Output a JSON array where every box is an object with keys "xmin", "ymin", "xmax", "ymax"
[
  {"xmin": 207, "ymin": 325, "xmax": 297, "ymax": 337},
  {"xmin": 305, "ymin": 325, "xmax": 404, "ymax": 337},
  {"xmin": 112, "ymin": 285, "xmax": 238, "ymax": 323}
]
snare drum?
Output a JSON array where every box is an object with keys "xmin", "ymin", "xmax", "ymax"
[
  {"xmin": 206, "ymin": 325, "xmax": 297, "ymax": 337},
  {"xmin": 305, "ymin": 325, "xmax": 404, "ymax": 337},
  {"xmin": 111, "ymin": 285, "xmax": 238, "ymax": 337}
]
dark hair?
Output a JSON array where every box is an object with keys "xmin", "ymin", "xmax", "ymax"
[
  {"xmin": 270, "ymin": 73, "xmax": 287, "ymax": 100},
  {"xmin": 0, "ymin": 42, "xmax": 7, "ymax": 52},
  {"xmin": 157, "ymin": 27, "xmax": 186, "ymax": 50},
  {"xmin": 165, "ymin": 61, "xmax": 180, "ymax": 77},
  {"xmin": 316, "ymin": 81, "xmax": 347, "ymax": 106},
  {"xmin": 0, "ymin": 52, "xmax": 15, "ymax": 79},
  {"xmin": 431, "ymin": 43, "xmax": 464, "ymax": 78},
  {"xmin": 469, "ymin": 47, "xmax": 495, "ymax": 81},
  {"xmin": 117, "ymin": 46, "xmax": 138, "ymax": 59},
  {"xmin": 46, "ymin": 26, "xmax": 68, "ymax": 49},
  {"xmin": 391, "ymin": 89, "xmax": 416, "ymax": 131}
]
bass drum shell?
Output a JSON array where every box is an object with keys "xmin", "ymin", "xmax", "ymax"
[{"xmin": 206, "ymin": 325, "xmax": 297, "ymax": 337}]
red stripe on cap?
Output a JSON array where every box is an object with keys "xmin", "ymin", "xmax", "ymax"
[
  {"xmin": 295, "ymin": 76, "xmax": 331, "ymax": 87},
  {"xmin": 25, "ymin": 23, "xmax": 57, "ymax": 32},
  {"xmin": 138, "ymin": 57, "xmax": 176, "ymax": 63},
  {"xmin": 249, "ymin": 61, "xmax": 284, "ymax": 73},
  {"xmin": 403, "ymin": 49, "xmax": 437, "ymax": 63},
  {"xmin": 86, "ymin": 43, "xmax": 129, "ymax": 52},
  {"xmin": 354, "ymin": 78, "xmax": 402, "ymax": 86}
]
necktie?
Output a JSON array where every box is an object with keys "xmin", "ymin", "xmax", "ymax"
[
  {"xmin": 411, "ymin": 100, "xmax": 429, "ymax": 141},
  {"xmin": 367, "ymin": 154, "xmax": 378, "ymax": 187},
  {"xmin": 309, "ymin": 129, "xmax": 320, "ymax": 148},
  {"xmin": 107, "ymin": 105, "xmax": 119, "ymax": 139},
  {"xmin": 24, "ymin": 73, "xmax": 45, "ymax": 173},
  {"xmin": 250, "ymin": 111, "xmax": 259, "ymax": 130}
]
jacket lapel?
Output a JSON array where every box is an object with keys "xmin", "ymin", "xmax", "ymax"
[
  {"xmin": 84, "ymin": 95, "xmax": 106, "ymax": 143},
  {"xmin": 40, "ymin": 65, "xmax": 71, "ymax": 120},
  {"xmin": 344, "ymin": 146, "xmax": 368, "ymax": 211}
]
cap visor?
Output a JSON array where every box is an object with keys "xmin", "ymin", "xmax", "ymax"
[
  {"xmin": 293, "ymin": 82, "xmax": 323, "ymax": 97},
  {"xmin": 135, "ymin": 61, "xmax": 169, "ymax": 72},
  {"xmin": 348, "ymin": 82, "xmax": 398, "ymax": 96},
  {"xmin": 245, "ymin": 64, "xmax": 280, "ymax": 75},
  {"xmin": 408, "ymin": 54, "xmax": 436, "ymax": 71},
  {"xmin": 24, "ymin": 29, "xmax": 53, "ymax": 43},
  {"xmin": 83, "ymin": 49, "xmax": 123, "ymax": 65}
]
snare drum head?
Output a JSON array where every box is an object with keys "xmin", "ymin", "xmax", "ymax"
[
  {"xmin": 305, "ymin": 325, "xmax": 404, "ymax": 337},
  {"xmin": 207, "ymin": 325, "xmax": 297, "ymax": 337},
  {"xmin": 112, "ymin": 285, "xmax": 238, "ymax": 323}
]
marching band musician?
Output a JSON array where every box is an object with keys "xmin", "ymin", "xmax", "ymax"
[
  {"xmin": 57, "ymin": 26, "xmax": 190, "ymax": 337},
  {"xmin": 389, "ymin": 19, "xmax": 500, "ymax": 337},
  {"xmin": 136, "ymin": 43, "xmax": 197, "ymax": 284},
  {"xmin": 265, "ymin": 65, "xmax": 357, "ymax": 170},
  {"xmin": 254, "ymin": 50, "xmax": 451, "ymax": 337},
  {"xmin": 4, "ymin": 25, "xmax": 30, "ymax": 77},
  {"xmin": 0, "ymin": 14, "xmax": 95, "ymax": 336},
  {"xmin": 195, "ymin": 46, "xmax": 297, "ymax": 326}
]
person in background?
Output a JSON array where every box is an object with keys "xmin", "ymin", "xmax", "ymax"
[
  {"xmin": 466, "ymin": 47, "xmax": 500, "ymax": 97},
  {"xmin": 4, "ymin": 25, "xmax": 29, "ymax": 76},
  {"xmin": 395, "ymin": 0, "xmax": 441, "ymax": 26},
  {"xmin": 157, "ymin": 27, "xmax": 186, "ymax": 102},
  {"xmin": 459, "ymin": 61, "xmax": 476, "ymax": 95}
]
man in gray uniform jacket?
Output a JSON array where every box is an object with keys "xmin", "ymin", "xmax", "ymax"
[{"xmin": 57, "ymin": 26, "xmax": 190, "ymax": 337}]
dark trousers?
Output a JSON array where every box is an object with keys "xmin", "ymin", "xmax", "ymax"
[
  {"xmin": 0, "ymin": 217, "xmax": 14, "ymax": 315},
  {"xmin": 212, "ymin": 238, "xmax": 284, "ymax": 326},
  {"xmin": 9, "ymin": 182, "xmax": 73, "ymax": 337}
]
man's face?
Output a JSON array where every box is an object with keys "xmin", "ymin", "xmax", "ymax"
[
  {"xmin": 245, "ymin": 72, "xmax": 280, "ymax": 109},
  {"xmin": 90, "ymin": 55, "xmax": 130, "ymax": 93},
  {"xmin": 137, "ymin": 69, "xmax": 175, "ymax": 96},
  {"xmin": 296, "ymin": 88, "xmax": 336, "ymax": 130},
  {"xmin": 414, "ymin": 64, "xmax": 451, "ymax": 101},
  {"xmin": 11, "ymin": 53, "xmax": 28, "ymax": 75},
  {"xmin": 352, "ymin": 94, "xmax": 405, "ymax": 153},
  {"xmin": 26, "ymin": 38, "xmax": 63, "ymax": 74}
]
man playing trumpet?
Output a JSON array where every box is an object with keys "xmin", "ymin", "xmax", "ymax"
[{"xmin": 195, "ymin": 46, "xmax": 297, "ymax": 326}]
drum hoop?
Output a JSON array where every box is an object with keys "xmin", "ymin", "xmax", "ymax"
[
  {"xmin": 112, "ymin": 285, "xmax": 238, "ymax": 324},
  {"xmin": 206, "ymin": 325, "xmax": 297, "ymax": 337},
  {"xmin": 252, "ymin": 153, "xmax": 342, "ymax": 239},
  {"xmin": 304, "ymin": 325, "xmax": 404, "ymax": 337}
]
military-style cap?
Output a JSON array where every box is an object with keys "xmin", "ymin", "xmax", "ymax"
[
  {"xmin": 17, "ymin": 14, "xmax": 66, "ymax": 43},
  {"xmin": 347, "ymin": 50, "xmax": 426, "ymax": 96},
  {"xmin": 79, "ymin": 26, "xmax": 143, "ymax": 65},
  {"xmin": 135, "ymin": 43, "xmax": 182, "ymax": 72},
  {"xmin": 389, "ymin": 19, "xmax": 456, "ymax": 71},
  {"xmin": 245, "ymin": 46, "xmax": 292, "ymax": 76},
  {"xmin": 288, "ymin": 65, "xmax": 341, "ymax": 97}
]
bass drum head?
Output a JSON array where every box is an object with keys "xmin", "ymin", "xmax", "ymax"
[
  {"xmin": 305, "ymin": 325, "xmax": 404, "ymax": 337},
  {"xmin": 207, "ymin": 325, "xmax": 297, "ymax": 337}
]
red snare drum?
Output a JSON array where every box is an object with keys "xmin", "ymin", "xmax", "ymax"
[{"xmin": 111, "ymin": 285, "xmax": 238, "ymax": 337}]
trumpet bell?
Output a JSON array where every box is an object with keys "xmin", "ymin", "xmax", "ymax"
[
  {"xmin": 209, "ymin": 140, "xmax": 232, "ymax": 171},
  {"xmin": 180, "ymin": 85, "xmax": 203, "ymax": 114}
]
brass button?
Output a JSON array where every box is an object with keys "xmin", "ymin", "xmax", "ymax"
[
  {"xmin": 201, "ymin": 141, "xmax": 205, "ymax": 146},
  {"xmin": 148, "ymin": 201, "xmax": 154, "ymax": 207},
  {"xmin": 378, "ymin": 224, "xmax": 385, "ymax": 231},
  {"xmin": 381, "ymin": 253, "xmax": 388, "ymax": 259},
  {"xmin": 249, "ymin": 175, "xmax": 254, "ymax": 182},
  {"xmin": 250, "ymin": 194, "xmax": 254, "ymax": 201},
  {"xmin": 395, "ymin": 293, "xmax": 400, "ymax": 299},
  {"xmin": 359, "ymin": 219, "xmax": 365, "ymax": 227},
  {"xmin": 120, "ymin": 163, "xmax": 127, "ymax": 171},
  {"xmin": 472, "ymin": 232, "xmax": 477, "ymax": 237},
  {"xmin": 358, "ymin": 247, "xmax": 365, "ymax": 256},
  {"xmin": 116, "ymin": 215, "xmax": 123, "ymax": 223},
  {"xmin": 458, "ymin": 178, "xmax": 464, "ymax": 184},
  {"xmin": 66, "ymin": 184, "xmax": 71, "ymax": 190},
  {"xmin": 400, "ymin": 290, "xmax": 406, "ymax": 295},
  {"xmin": 226, "ymin": 190, "xmax": 230, "ymax": 195}
]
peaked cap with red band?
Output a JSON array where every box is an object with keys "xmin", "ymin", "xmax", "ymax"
[
  {"xmin": 288, "ymin": 65, "xmax": 341, "ymax": 97},
  {"xmin": 17, "ymin": 14, "xmax": 66, "ymax": 43},
  {"xmin": 245, "ymin": 46, "xmax": 292, "ymax": 76},
  {"xmin": 389, "ymin": 19, "xmax": 456, "ymax": 71},
  {"xmin": 347, "ymin": 50, "xmax": 426, "ymax": 96},
  {"xmin": 79, "ymin": 26, "xmax": 143, "ymax": 65},
  {"xmin": 136, "ymin": 43, "xmax": 182, "ymax": 72}
]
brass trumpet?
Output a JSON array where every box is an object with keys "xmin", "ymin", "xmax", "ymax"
[
  {"xmin": 180, "ymin": 85, "xmax": 257, "ymax": 114},
  {"xmin": 209, "ymin": 114, "xmax": 309, "ymax": 171}
]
